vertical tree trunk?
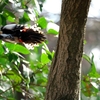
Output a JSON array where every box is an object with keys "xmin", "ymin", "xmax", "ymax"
[{"xmin": 45, "ymin": 0, "xmax": 91, "ymax": 100}]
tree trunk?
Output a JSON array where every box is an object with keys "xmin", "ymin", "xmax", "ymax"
[{"xmin": 45, "ymin": 0, "xmax": 91, "ymax": 100}]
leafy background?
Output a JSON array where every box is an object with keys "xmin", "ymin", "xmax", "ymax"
[{"xmin": 0, "ymin": 0, "xmax": 100, "ymax": 100}]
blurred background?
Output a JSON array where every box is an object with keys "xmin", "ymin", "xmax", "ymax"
[{"xmin": 1, "ymin": 0, "xmax": 100, "ymax": 99}]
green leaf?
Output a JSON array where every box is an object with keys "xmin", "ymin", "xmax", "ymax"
[
  {"xmin": 84, "ymin": 40, "xmax": 87, "ymax": 45},
  {"xmin": 47, "ymin": 29, "xmax": 58, "ymax": 35},
  {"xmin": 7, "ymin": 16, "xmax": 15, "ymax": 22},
  {"xmin": 83, "ymin": 54, "xmax": 91, "ymax": 63},
  {"xmin": 41, "ymin": 53, "xmax": 50, "ymax": 64},
  {"xmin": 36, "ymin": 86, "xmax": 46, "ymax": 93},
  {"xmin": 0, "ymin": 15, "xmax": 6, "ymax": 25},
  {"xmin": 19, "ymin": 12, "xmax": 30, "ymax": 24},
  {"xmin": 0, "ymin": 42, "xmax": 4, "ymax": 54},
  {"xmin": 3, "ymin": 9, "xmax": 15, "ymax": 22},
  {"xmin": 82, "ymin": 78, "xmax": 99, "ymax": 97},
  {"xmin": 6, "ymin": 70, "xmax": 22, "ymax": 84},
  {"xmin": 8, "ymin": 52, "xmax": 18, "ymax": 62},
  {"xmin": 44, "ymin": 48, "xmax": 54, "ymax": 60},
  {"xmin": 37, "ymin": 78, "xmax": 47, "ymax": 85},
  {"xmin": 0, "ymin": 57, "xmax": 9, "ymax": 65},
  {"xmin": 37, "ymin": 17, "xmax": 47, "ymax": 29},
  {"xmin": 7, "ymin": 97, "xmax": 15, "ymax": 100},
  {"xmin": 88, "ymin": 54, "xmax": 100, "ymax": 78},
  {"xmin": 5, "ymin": 42, "xmax": 30, "ymax": 54},
  {"xmin": 97, "ymin": 95, "xmax": 100, "ymax": 100},
  {"xmin": 0, "ymin": 15, "xmax": 2, "ymax": 25},
  {"xmin": 42, "ymin": 43, "xmax": 54, "ymax": 61},
  {"xmin": 47, "ymin": 22, "xmax": 59, "ymax": 35},
  {"xmin": 4, "ymin": 9, "xmax": 15, "ymax": 18},
  {"xmin": 0, "ymin": 0, "xmax": 9, "ymax": 13},
  {"xmin": 14, "ymin": 85, "xmax": 22, "ymax": 92}
]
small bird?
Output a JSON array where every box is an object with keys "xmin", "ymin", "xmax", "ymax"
[{"xmin": 0, "ymin": 24, "xmax": 46, "ymax": 44}]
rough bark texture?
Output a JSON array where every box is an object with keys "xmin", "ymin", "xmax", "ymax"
[{"xmin": 45, "ymin": 0, "xmax": 91, "ymax": 100}]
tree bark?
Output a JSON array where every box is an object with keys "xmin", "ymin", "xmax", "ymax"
[{"xmin": 45, "ymin": 0, "xmax": 91, "ymax": 100}]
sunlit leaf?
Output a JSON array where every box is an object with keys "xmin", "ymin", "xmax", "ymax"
[
  {"xmin": 6, "ymin": 70, "xmax": 22, "ymax": 84},
  {"xmin": 7, "ymin": 16, "xmax": 15, "ymax": 22},
  {"xmin": 47, "ymin": 29, "xmax": 58, "ymax": 35},
  {"xmin": 47, "ymin": 22, "xmax": 59, "ymax": 35},
  {"xmin": 88, "ymin": 54, "xmax": 100, "ymax": 78},
  {"xmin": 5, "ymin": 42, "xmax": 30, "ymax": 54},
  {"xmin": 41, "ymin": 53, "xmax": 50, "ymax": 64},
  {"xmin": 84, "ymin": 40, "xmax": 87, "ymax": 45},
  {"xmin": 37, "ymin": 17, "xmax": 47, "ymax": 29}
]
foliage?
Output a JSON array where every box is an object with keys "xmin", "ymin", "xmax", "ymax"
[
  {"xmin": 0, "ymin": 0, "xmax": 56, "ymax": 99},
  {"xmin": 0, "ymin": 0, "xmax": 99, "ymax": 100},
  {"xmin": 82, "ymin": 54, "xmax": 100, "ymax": 100},
  {"xmin": 0, "ymin": 40, "xmax": 54, "ymax": 99}
]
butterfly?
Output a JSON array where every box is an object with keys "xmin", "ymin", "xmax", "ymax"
[{"xmin": 0, "ymin": 24, "xmax": 46, "ymax": 44}]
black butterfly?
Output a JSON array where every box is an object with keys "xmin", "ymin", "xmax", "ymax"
[{"xmin": 0, "ymin": 24, "xmax": 46, "ymax": 44}]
